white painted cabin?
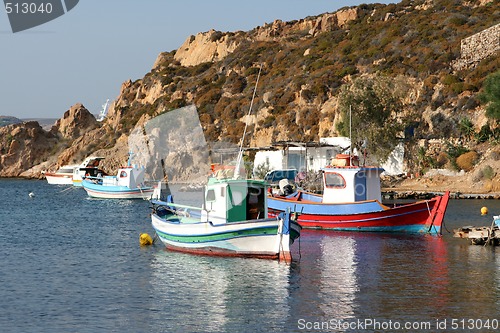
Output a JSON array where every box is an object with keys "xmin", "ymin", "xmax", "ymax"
[{"xmin": 322, "ymin": 155, "xmax": 384, "ymax": 204}]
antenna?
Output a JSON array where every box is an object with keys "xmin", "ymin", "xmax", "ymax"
[
  {"xmin": 349, "ymin": 105, "xmax": 352, "ymax": 166},
  {"xmin": 234, "ymin": 64, "xmax": 263, "ymax": 179}
]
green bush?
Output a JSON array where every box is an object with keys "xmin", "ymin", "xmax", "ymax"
[{"xmin": 482, "ymin": 165, "xmax": 496, "ymax": 180}]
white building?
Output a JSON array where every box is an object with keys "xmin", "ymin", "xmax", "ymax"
[{"xmin": 252, "ymin": 137, "xmax": 404, "ymax": 176}]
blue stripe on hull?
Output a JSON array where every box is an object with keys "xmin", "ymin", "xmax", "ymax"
[
  {"xmin": 306, "ymin": 224, "xmax": 441, "ymax": 234},
  {"xmin": 268, "ymin": 197, "xmax": 386, "ymax": 215}
]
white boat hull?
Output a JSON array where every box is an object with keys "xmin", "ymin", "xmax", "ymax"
[
  {"xmin": 44, "ymin": 174, "xmax": 73, "ymax": 185},
  {"xmin": 151, "ymin": 213, "xmax": 298, "ymax": 260},
  {"xmin": 83, "ymin": 186, "xmax": 154, "ymax": 199},
  {"xmin": 82, "ymin": 178, "xmax": 154, "ymax": 199}
]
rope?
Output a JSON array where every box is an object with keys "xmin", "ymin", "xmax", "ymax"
[
  {"xmin": 298, "ymin": 230, "xmax": 302, "ymax": 260},
  {"xmin": 425, "ymin": 200, "xmax": 434, "ymax": 234},
  {"xmin": 484, "ymin": 218, "xmax": 496, "ymax": 246},
  {"xmin": 234, "ymin": 64, "xmax": 263, "ymax": 178},
  {"xmin": 442, "ymin": 219, "xmax": 452, "ymax": 234},
  {"xmin": 58, "ymin": 186, "xmax": 76, "ymax": 193}
]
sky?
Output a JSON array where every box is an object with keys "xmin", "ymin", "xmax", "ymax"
[{"xmin": 1, "ymin": 0, "xmax": 396, "ymax": 119}]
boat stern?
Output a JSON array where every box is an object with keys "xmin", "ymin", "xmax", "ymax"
[{"xmin": 277, "ymin": 209, "xmax": 302, "ymax": 263}]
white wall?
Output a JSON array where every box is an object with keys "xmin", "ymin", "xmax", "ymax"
[
  {"xmin": 252, "ymin": 138, "xmax": 405, "ymax": 176},
  {"xmin": 253, "ymin": 150, "xmax": 285, "ymax": 175},
  {"xmin": 380, "ymin": 143, "xmax": 404, "ymax": 176}
]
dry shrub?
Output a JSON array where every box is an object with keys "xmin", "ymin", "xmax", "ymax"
[
  {"xmin": 436, "ymin": 152, "xmax": 448, "ymax": 168},
  {"xmin": 490, "ymin": 150, "xmax": 500, "ymax": 161},
  {"xmin": 456, "ymin": 151, "xmax": 479, "ymax": 171}
]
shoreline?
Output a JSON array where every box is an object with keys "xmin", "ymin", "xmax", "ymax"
[
  {"xmin": 2, "ymin": 176, "xmax": 500, "ymax": 199},
  {"xmin": 382, "ymin": 189, "xmax": 500, "ymax": 200}
]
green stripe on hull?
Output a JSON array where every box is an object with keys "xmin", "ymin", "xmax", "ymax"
[{"xmin": 155, "ymin": 226, "xmax": 279, "ymax": 244}]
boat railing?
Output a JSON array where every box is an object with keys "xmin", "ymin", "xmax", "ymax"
[{"xmin": 151, "ymin": 200, "xmax": 206, "ymax": 212}]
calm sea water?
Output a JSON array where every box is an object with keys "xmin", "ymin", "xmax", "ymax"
[{"xmin": 1, "ymin": 179, "xmax": 500, "ymax": 333}]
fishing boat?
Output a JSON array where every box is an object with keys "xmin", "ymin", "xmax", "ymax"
[
  {"xmin": 82, "ymin": 154, "xmax": 154, "ymax": 199},
  {"xmin": 151, "ymin": 178, "xmax": 302, "ymax": 262},
  {"xmin": 72, "ymin": 156, "xmax": 106, "ymax": 187},
  {"xmin": 43, "ymin": 165, "xmax": 78, "ymax": 185},
  {"xmin": 267, "ymin": 154, "xmax": 450, "ymax": 234}
]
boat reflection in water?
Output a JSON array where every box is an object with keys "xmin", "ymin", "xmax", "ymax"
[
  {"xmin": 287, "ymin": 230, "xmax": 451, "ymax": 327},
  {"xmin": 148, "ymin": 230, "xmax": 455, "ymax": 331},
  {"xmin": 149, "ymin": 250, "xmax": 292, "ymax": 332},
  {"xmin": 318, "ymin": 235, "xmax": 358, "ymax": 320},
  {"xmin": 145, "ymin": 198, "xmax": 500, "ymax": 332},
  {"xmin": 446, "ymin": 238, "xmax": 500, "ymax": 319}
]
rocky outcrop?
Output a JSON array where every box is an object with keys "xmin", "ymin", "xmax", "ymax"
[
  {"xmin": 0, "ymin": 121, "xmax": 58, "ymax": 177},
  {"xmin": 309, "ymin": 8, "xmax": 359, "ymax": 36},
  {"xmin": 174, "ymin": 29, "xmax": 241, "ymax": 67},
  {"xmin": 174, "ymin": 8, "xmax": 361, "ymax": 67},
  {"xmin": 0, "ymin": 116, "xmax": 22, "ymax": 127},
  {"xmin": 254, "ymin": 19, "xmax": 313, "ymax": 40},
  {"xmin": 0, "ymin": 103, "xmax": 105, "ymax": 178},
  {"xmin": 50, "ymin": 103, "xmax": 99, "ymax": 140}
]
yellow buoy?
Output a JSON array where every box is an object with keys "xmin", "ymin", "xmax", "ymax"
[
  {"xmin": 481, "ymin": 206, "xmax": 488, "ymax": 216},
  {"xmin": 139, "ymin": 233, "xmax": 153, "ymax": 246}
]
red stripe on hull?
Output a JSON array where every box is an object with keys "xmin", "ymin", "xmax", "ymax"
[
  {"xmin": 162, "ymin": 244, "xmax": 285, "ymax": 261},
  {"xmin": 270, "ymin": 192, "xmax": 449, "ymax": 233}
]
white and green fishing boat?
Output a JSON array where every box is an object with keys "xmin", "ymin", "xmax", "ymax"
[{"xmin": 151, "ymin": 178, "xmax": 301, "ymax": 262}]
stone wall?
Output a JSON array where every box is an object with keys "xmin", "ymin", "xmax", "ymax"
[{"xmin": 452, "ymin": 23, "xmax": 500, "ymax": 70}]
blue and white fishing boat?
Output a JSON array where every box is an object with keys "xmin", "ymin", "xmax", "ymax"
[
  {"xmin": 151, "ymin": 178, "xmax": 301, "ymax": 262},
  {"xmin": 82, "ymin": 154, "xmax": 154, "ymax": 199}
]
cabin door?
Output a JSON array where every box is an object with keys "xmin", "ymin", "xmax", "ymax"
[{"xmin": 354, "ymin": 172, "xmax": 367, "ymax": 201}]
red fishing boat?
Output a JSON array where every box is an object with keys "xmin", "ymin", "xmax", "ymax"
[{"xmin": 267, "ymin": 154, "xmax": 449, "ymax": 234}]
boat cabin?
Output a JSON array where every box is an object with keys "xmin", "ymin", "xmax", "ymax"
[
  {"xmin": 202, "ymin": 178, "xmax": 268, "ymax": 225},
  {"xmin": 322, "ymin": 154, "xmax": 384, "ymax": 204},
  {"xmin": 73, "ymin": 156, "xmax": 106, "ymax": 184},
  {"xmin": 101, "ymin": 165, "xmax": 148, "ymax": 189},
  {"xmin": 56, "ymin": 165, "xmax": 78, "ymax": 175}
]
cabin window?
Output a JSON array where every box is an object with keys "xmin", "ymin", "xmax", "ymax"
[
  {"xmin": 324, "ymin": 172, "xmax": 346, "ymax": 188},
  {"xmin": 231, "ymin": 190, "xmax": 244, "ymax": 206},
  {"xmin": 120, "ymin": 171, "xmax": 127, "ymax": 178},
  {"xmin": 220, "ymin": 187, "xmax": 225, "ymax": 197},
  {"xmin": 206, "ymin": 189, "xmax": 216, "ymax": 202}
]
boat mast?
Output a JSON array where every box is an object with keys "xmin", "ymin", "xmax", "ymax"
[
  {"xmin": 234, "ymin": 63, "xmax": 263, "ymax": 179},
  {"xmin": 349, "ymin": 105, "xmax": 352, "ymax": 166}
]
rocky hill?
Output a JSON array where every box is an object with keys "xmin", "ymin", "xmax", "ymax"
[
  {"xmin": 0, "ymin": 116, "xmax": 22, "ymax": 127},
  {"xmin": 1, "ymin": 0, "xmax": 499, "ymax": 192}
]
